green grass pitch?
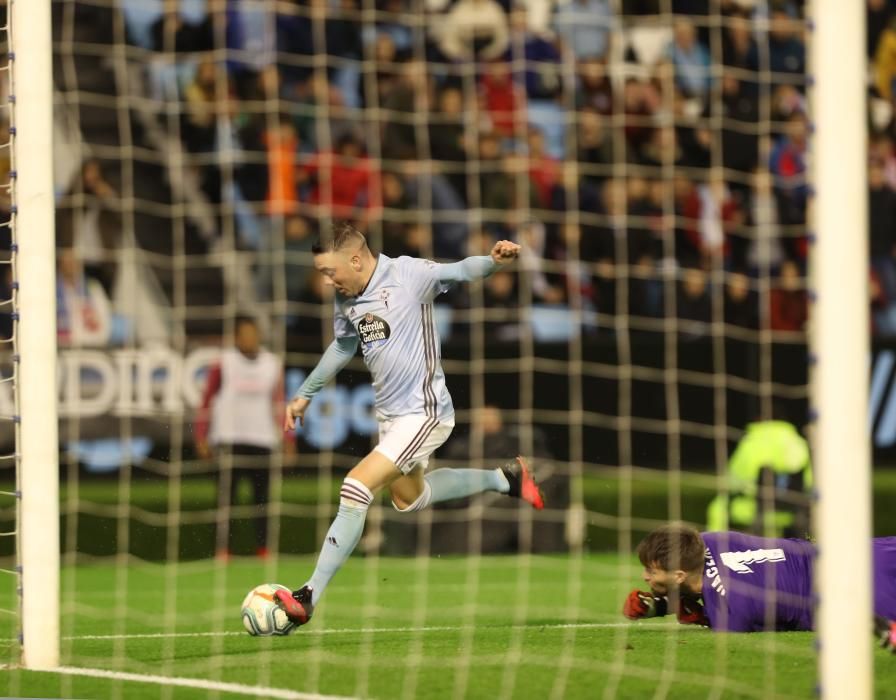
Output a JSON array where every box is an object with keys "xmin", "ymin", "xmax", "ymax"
[{"xmin": 0, "ymin": 555, "xmax": 893, "ymax": 699}]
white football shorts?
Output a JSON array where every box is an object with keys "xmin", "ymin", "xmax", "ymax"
[{"xmin": 374, "ymin": 414, "xmax": 455, "ymax": 474}]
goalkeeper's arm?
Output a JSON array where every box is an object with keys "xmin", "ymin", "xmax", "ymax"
[{"xmin": 284, "ymin": 336, "xmax": 359, "ymax": 430}]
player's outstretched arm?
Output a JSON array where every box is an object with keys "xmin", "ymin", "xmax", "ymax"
[
  {"xmin": 435, "ymin": 241, "xmax": 522, "ymax": 285},
  {"xmin": 285, "ymin": 336, "xmax": 359, "ymax": 430}
]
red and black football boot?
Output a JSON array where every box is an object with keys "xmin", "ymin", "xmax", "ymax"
[
  {"xmin": 274, "ymin": 585, "xmax": 314, "ymax": 627},
  {"xmin": 502, "ymin": 456, "xmax": 545, "ymax": 510}
]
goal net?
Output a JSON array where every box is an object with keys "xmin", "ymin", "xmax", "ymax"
[{"xmin": 0, "ymin": 0, "xmax": 883, "ymax": 697}]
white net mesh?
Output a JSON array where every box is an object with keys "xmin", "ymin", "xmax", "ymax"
[{"xmin": 4, "ymin": 0, "xmax": 890, "ymax": 697}]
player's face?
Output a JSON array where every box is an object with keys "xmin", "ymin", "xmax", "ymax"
[
  {"xmin": 314, "ymin": 250, "xmax": 363, "ymax": 297},
  {"xmin": 642, "ymin": 562, "xmax": 684, "ymax": 596}
]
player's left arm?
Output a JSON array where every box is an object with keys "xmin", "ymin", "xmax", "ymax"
[{"xmin": 436, "ymin": 240, "xmax": 521, "ymax": 284}]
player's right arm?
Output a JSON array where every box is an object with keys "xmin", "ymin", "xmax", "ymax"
[{"xmin": 285, "ymin": 335, "xmax": 359, "ymax": 430}]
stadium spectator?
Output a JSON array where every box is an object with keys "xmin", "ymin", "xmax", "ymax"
[
  {"xmin": 576, "ymin": 57, "xmax": 615, "ymax": 115},
  {"xmin": 673, "ymin": 86, "xmax": 712, "ymax": 170},
  {"xmin": 869, "ymin": 0, "xmax": 895, "ymax": 61},
  {"xmin": 870, "ymin": 134, "xmax": 896, "ymax": 191},
  {"xmin": 676, "ymin": 264, "xmax": 713, "ymax": 337},
  {"xmin": 479, "ymin": 59, "xmax": 525, "ymax": 139},
  {"xmin": 483, "ymin": 269, "xmax": 525, "ymax": 341},
  {"xmin": 300, "ymin": 131, "xmax": 381, "ymax": 220},
  {"xmin": 588, "ymin": 179, "xmax": 656, "ymax": 322},
  {"xmin": 724, "ymin": 270, "xmax": 758, "ymax": 330},
  {"xmin": 770, "ymin": 84, "xmax": 806, "ymax": 128},
  {"xmin": 621, "ymin": 79, "xmax": 658, "ymax": 158},
  {"xmin": 150, "ymin": 0, "xmax": 210, "ymax": 53},
  {"xmin": 379, "ymin": 170, "xmax": 416, "ymax": 254},
  {"xmin": 56, "ymin": 159, "xmax": 122, "ymax": 296},
  {"xmin": 194, "ymin": 316, "xmax": 291, "ymax": 560},
  {"xmin": 380, "ymin": 60, "xmax": 428, "ymax": 160},
  {"xmin": 368, "ymin": 0, "xmax": 414, "ymax": 60},
  {"xmin": 361, "ymin": 32, "xmax": 402, "ymax": 109},
  {"xmin": 764, "ymin": 5, "xmax": 806, "ymax": 78},
  {"xmin": 769, "ymin": 112, "xmax": 809, "ymax": 228},
  {"xmin": 545, "ymin": 218, "xmax": 598, "ymax": 309},
  {"xmin": 398, "ymin": 165, "xmax": 468, "ymax": 259},
  {"xmin": 743, "ymin": 168, "xmax": 785, "ymax": 270},
  {"xmin": 694, "ymin": 171, "xmax": 744, "ymax": 263},
  {"xmin": 575, "ymin": 107, "xmax": 615, "ymax": 186},
  {"xmin": 182, "ymin": 59, "xmax": 224, "ymax": 155},
  {"xmin": 284, "ymin": 214, "xmax": 317, "ymax": 315},
  {"xmin": 870, "ymin": 268, "xmax": 896, "ymax": 337},
  {"xmin": 289, "ymin": 269, "xmax": 332, "ymax": 338},
  {"xmin": 428, "ymin": 85, "xmax": 471, "ymax": 198},
  {"xmin": 553, "ymin": 0, "xmax": 614, "ymax": 60},
  {"xmin": 276, "ymin": 0, "xmax": 364, "ymax": 87},
  {"xmin": 769, "ymin": 258, "xmax": 807, "ymax": 331},
  {"xmin": 870, "ymin": 159, "xmax": 896, "ymax": 305},
  {"xmin": 667, "ymin": 19, "xmax": 712, "ymax": 99},
  {"xmin": 719, "ymin": 74, "xmax": 760, "ymax": 175},
  {"xmin": 721, "ymin": 10, "xmax": 757, "ymax": 75},
  {"xmin": 623, "ymin": 523, "xmax": 896, "ymax": 638},
  {"xmin": 223, "ymin": 0, "xmax": 279, "ymax": 97},
  {"xmin": 527, "ymin": 126, "xmax": 561, "ymax": 210},
  {"xmin": 505, "ymin": 4, "xmax": 563, "ymax": 101},
  {"xmin": 436, "ymin": 0, "xmax": 510, "ymax": 62},
  {"xmin": 517, "ymin": 220, "xmax": 565, "ymax": 304},
  {"xmin": 56, "ymin": 248, "xmax": 113, "ymax": 348},
  {"xmin": 265, "ymin": 113, "xmax": 300, "ymax": 216}
]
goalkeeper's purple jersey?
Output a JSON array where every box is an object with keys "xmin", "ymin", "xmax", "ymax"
[
  {"xmin": 699, "ymin": 531, "xmax": 815, "ymax": 632},
  {"xmin": 700, "ymin": 532, "xmax": 896, "ymax": 632}
]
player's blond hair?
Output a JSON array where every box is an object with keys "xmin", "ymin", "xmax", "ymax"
[{"xmin": 312, "ymin": 221, "xmax": 369, "ymax": 254}]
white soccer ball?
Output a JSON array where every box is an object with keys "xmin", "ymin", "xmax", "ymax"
[{"xmin": 241, "ymin": 583, "xmax": 296, "ymax": 636}]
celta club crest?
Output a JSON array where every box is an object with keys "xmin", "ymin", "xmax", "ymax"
[{"xmin": 380, "ymin": 289, "xmax": 390, "ymax": 310}]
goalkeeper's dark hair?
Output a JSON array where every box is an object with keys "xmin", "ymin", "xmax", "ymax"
[
  {"xmin": 637, "ymin": 523, "xmax": 705, "ymax": 572},
  {"xmin": 312, "ymin": 221, "xmax": 368, "ymax": 255}
]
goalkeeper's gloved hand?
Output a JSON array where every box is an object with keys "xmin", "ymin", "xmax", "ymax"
[
  {"xmin": 623, "ymin": 590, "xmax": 668, "ymax": 620},
  {"xmin": 875, "ymin": 616, "xmax": 896, "ymax": 654},
  {"xmin": 676, "ymin": 596, "xmax": 710, "ymax": 627}
]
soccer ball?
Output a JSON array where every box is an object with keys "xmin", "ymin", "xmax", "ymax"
[{"xmin": 241, "ymin": 583, "xmax": 296, "ymax": 636}]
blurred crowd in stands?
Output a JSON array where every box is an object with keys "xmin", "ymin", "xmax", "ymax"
[{"xmin": 24, "ymin": 0, "xmax": 896, "ymax": 345}]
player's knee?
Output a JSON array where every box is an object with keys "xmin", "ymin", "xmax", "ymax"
[
  {"xmin": 338, "ymin": 477, "xmax": 374, "ymax": 511},
  {"xmin": 391, "ymin": 482, "xmax": 432, "ymax": 513}
]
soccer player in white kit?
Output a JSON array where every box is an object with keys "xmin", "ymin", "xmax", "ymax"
[{"xmin": 276, "ymin": 222, "xmax": 544, "ymax": 626}]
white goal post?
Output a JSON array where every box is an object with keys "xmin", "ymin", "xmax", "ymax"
[
  {"xmin": 12, "ymin": 0, "xmax": 59, "ymax": 670},
  {"xmin": 809, "ymin": 1, "xmax": 871, "ymax": 698}
]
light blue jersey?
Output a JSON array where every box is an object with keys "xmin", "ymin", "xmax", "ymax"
[{"xmin": 297, "ymin": 254, "xmax": 498, "ymax": 422}]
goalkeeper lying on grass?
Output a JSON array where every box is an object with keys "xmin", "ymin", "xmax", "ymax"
[{"xmin": 623, "ymin": 523, "xmax": 896, "ymax": 652}]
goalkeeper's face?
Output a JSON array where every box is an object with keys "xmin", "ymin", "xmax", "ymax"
[
  {"xmin": 314, "ymin": 249, "xmax": 366, "ymax": 297},
  {"xmin": 643, "ymin": 562, "xmax": 686, "ymax": 596}
]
